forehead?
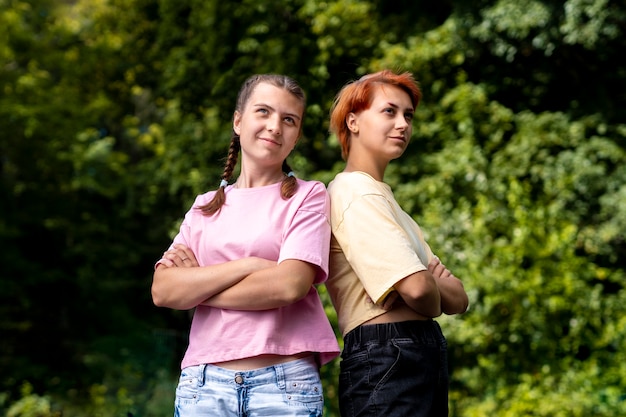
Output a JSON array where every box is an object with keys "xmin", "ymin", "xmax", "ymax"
[
  {"xmin": 370, "ymin": 84, "xmax": 413, "ymax": 108},
  {"xmin": 246, "ymin": 82, "xmax": 304, "ymax": 112}
]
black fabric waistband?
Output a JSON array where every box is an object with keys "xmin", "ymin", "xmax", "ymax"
[{"xmin": 343, "ymin": 320, "xmax": 444, "ymax": 354}]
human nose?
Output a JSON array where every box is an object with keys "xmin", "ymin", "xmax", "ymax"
[
  {"xmin": 396, "ymin": 115, "xmax": 409, "ymax": 131},
  {"xmin": 267, "ymin": 113, "xmax": 281, "ymax": 135}
]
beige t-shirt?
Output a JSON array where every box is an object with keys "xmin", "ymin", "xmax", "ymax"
[{"xmin": 326, "ymin": 171, "xmax": 434, "ymax": 336}]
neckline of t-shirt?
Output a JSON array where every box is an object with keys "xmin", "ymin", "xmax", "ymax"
[
  {"xmin": 224, "ymin": 181, "xmax": 283, "ymax": 194},
  {"xmin": 340, "ymin": 171, "xmax": 390, "ymax": 187}
]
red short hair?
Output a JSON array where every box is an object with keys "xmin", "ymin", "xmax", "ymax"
[{"xmin": 329, "ymin": 70, "xmax": 422, "ymax": 160}]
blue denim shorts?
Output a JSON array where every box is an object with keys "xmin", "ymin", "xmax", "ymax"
[
  {"xmin": 339, "ymin": 320, "xmax": 449, "ymax": 417},
  {"xmin": 174, "ymin": 356, "xmax": 324, "ymax": 417}
]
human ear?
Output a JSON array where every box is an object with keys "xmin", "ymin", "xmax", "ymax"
[
  {"xmin": 347, "ymin": 112, "xmax": 359, "ymax": 134},
  {"xmin": 233, "ymin": 111, "xmax": 242, "ymax": 135}
]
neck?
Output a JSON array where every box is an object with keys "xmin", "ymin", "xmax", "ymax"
[
  {"xmin": 235, "ymin": 169, "xmax": 286, "ymax": 188},
  {"xmin": 344, "ymin": 159, "xmax": 386, "ymax": 182}
]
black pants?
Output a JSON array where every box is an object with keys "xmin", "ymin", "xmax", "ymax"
[{"xmin": 339, "ymin": 320, "xmax": 449, "ymax": 417}]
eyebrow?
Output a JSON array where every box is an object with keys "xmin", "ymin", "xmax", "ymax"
[
  {"xmin": 385, "ymin": 102, "xmax": 414, "ymax": 113},
  {"xmin": 253, "ymin": 103, "xmax": 302, "ymax": 121}
]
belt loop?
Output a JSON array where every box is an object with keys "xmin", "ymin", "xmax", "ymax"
[
  {"xmin": 356, "ymin": 325, "xmax": 363, "ymax": 346},
  {"xmin": 377, "ymin": 322, "xmax": 386, "ymax": 340},
  {"xmin": 390, "ymin": 321, "xmax": 400, "ymax": 339},
  {"xmin": 198, "ymin": 364, "xmax": 206, "ymax": 386},
  {"xmin": 274, "ymin": 364, "xmax": 286, "ymax": 390}
]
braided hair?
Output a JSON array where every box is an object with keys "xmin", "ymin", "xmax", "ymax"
[{"xmin": 199, "ymin": 74, "xmax": 304, "ymax": 216}]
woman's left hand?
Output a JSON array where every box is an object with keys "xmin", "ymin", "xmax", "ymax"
[{"xmin": 162, "ymin": 244, "xmax": 198, "ymax": 268}]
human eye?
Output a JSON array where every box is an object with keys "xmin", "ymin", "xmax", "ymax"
[
  {"xmin": 404, "ymin": 111, "xmax": 414, "ymax": 122},
  {"xmin": 253, "ymin": 105, "xmax": 270, "ymax": 116},
  {"xmin": 383, "ymin": 107, "xmax": 395, "ymax": 116}
]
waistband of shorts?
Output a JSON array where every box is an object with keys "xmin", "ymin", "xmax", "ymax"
[
  {"xmin": 181, "ymin": 356, "xmax": 320, "ymax": 387},
  {"xmin": 203, "ymin": 355, "xmax": 318, "ymax": 379},
  {"xmin": 343, "ymin": 320, "xmax": 444, "ymax": 353}
]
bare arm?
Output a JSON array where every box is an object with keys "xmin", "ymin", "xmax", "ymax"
[
  {"xmin": 203, "ymin": 259, "xmax": 317, "ymax": 310},
  {"xmin": 387, "ymin": 258, "xmax": 468, "ymax": 317},
  {"xmin": 428, "ymin": 257, "xmax": 469, "ymax": 315},
  {"xmin": 393, "ymin": 270, "xmax": 442, "ymax": 318},
  {"xmin": 151, "ymin": 244, "xmax": 275, "ymax": 310}
]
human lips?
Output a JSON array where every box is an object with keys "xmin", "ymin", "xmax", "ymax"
[
  {"xmin": 259, "ymin": 137, "xmax": 281, "ymax": 146},
  {"xmin": 389, "ymin": 135, "xmax": 407, "ymax": 143}
]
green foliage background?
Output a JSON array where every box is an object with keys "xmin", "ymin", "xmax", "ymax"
[{"xmin": 1, "ymin": 0, "xmax": 625, "ymax": 415}]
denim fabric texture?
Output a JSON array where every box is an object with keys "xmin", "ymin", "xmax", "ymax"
[
  {"xmin": 174, "ymin": 356, "xmax": 324, "ymax": 417},
  {"xmin": 338, "ymin": 320, "xmax": 449, "ymax": 417}
]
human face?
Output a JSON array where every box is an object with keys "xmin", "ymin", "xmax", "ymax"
[
  {"xmin": 233, "ymin": 82, "xmax": 304, "ymax": 170},
  {"xmin": 346, "ymin": 84, "xmax": 414, "ymax": 176}
]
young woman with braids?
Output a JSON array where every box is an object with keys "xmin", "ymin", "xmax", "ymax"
[{"xmin": 152, "ymin": 74, "xmax": 339, "ymax": 417}]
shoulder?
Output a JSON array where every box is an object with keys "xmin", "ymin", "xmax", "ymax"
[
  {"xmin": 296, "ymin": 178, "xmax": 326, "ymax": 192},
  {"xmin": 328, "ymin": 172, "xmax": 385, "ymax": 200},
  {"xmin": 294, "ymin": 178, "xmax": 328, "ymax": 200},
  {"xmin": 191, "ymin": 189, "xmax": 219, "ymax": 208},
  {"xmin": 294, "ymin": 180, "xmax": 330, "ymax": 216}
]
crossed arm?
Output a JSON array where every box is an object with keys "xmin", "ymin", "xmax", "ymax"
[
  {"xmin": 392, "ymin": 256, "xmax": 469, "ymax": 317},
  {"xmin": 151, "ymin": 244, "xmax": 316, "ymax": 311}
]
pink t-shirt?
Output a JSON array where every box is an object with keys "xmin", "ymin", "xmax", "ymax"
[{"xmin": 158, "ymin": 179, "xmax": 339, "ymax": 368}]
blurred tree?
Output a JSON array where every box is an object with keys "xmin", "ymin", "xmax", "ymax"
[
  {"xmin": 0, "ymin": 0, "xmax": 186, "ymax": 407},
  {"xmin": 363, "ymin": 0, "xmax": 626, "ymax": 414},
  {"xmin": 1, "ymin": 0, "xmax": 625, "ymax": 415}
]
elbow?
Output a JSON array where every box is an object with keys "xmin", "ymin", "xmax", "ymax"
[
  {"xmin": 270, "ymin": 261, "xmax": 317, "ymax": 306},
  {"xmin": 443, "ymin": 294, "xmax": 470, "ymax": 315},
  {"xmin": 151, "ymin": 268, "xmax": 197, "ymax": 311},
  {"xmin": 460, "ymin": 284, "xmax": 470, "ymax": 312},
  {"xmin": 441, "ymin": 281, "xmax": 470, "ymax": 315},
  {"xmin": 151, "ymin": 267, "xmax": 169, "ymax": 307},
  {"xmin": 151, "ymin": 284, "xmax": 168, "ymax": 308},
  {"xmin": 151, "ymin": 268, "xmax": 183, "ymax": 309},
  {"xmin": 152, "ymin": 287, "xmax": 192, "ymax": 310},
  {"xmin": 151, "ymin": 273, "xmax": 178, "ymax": 308},
  {"xmin": 459, "ymin": 293, "xmax": 470, "ymax": 313},
  {"xmin": 279, "ymin": 265, "xmax": 316, "ymax": 305},
  {"xmin": 151, "ymin": 267, "xmax": 197, "ymax": 310},
  {"xmin": 280, "ymin": 284, "xmax": 311, "ymax": 305},
  {"xmin": 402, "ymin": 288, "xmax": 442, "ymax": 318},
  {"xmin": 396, "ymin": 272, "xmax": 442, "ymax": 317},
  {"xmin": 421, "ymin": 295, "xmax": 443, "ymax": 318},
  {"xmin": 276, "ymin": 275, "xmax": 313, "ymax": 305}
]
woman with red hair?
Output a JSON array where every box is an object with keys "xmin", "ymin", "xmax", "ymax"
[{"xmin": 326, "ymin": 69, "xmax": 469, "ymax": 417}]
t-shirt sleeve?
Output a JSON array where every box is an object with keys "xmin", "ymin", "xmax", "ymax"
[
  {"xmin": 334, "ymin": 193, "xmax": 427, "ymax": 304},
  {"xmin": 278, "ymin": 182, "xmax": 331, "ymax": 284}
]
